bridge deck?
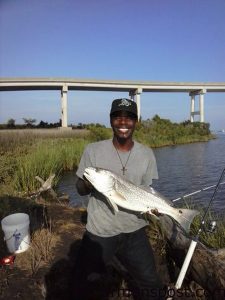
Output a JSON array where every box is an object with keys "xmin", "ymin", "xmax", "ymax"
[{"xmin": 1, "ymin": 78, "xmax": 225, "ymax": 92}]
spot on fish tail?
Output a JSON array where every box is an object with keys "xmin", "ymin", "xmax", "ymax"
[{"xmin": 179, "ymin": 210, "xmax": 183, "ymax": 214}]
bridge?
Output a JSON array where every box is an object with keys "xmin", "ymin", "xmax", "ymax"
[{"xmin": 1, "ymin": 78, "xmax": 225, "ymax": 128}]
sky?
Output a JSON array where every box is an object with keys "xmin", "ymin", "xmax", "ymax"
[{"xmin": 0, "ymin": 0, "xmax": 225, "ymax": 130}]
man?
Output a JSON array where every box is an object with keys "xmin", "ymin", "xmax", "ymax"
[{"xmin": 74, "ymin": 98, "xmax": 164, "ymax": 299}]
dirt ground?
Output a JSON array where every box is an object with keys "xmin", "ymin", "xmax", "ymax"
[
  {"xmin": 0, "ymin": 197, "xmax": 87, "ymax": 300},
  {"xmin": 0, "ymin": 197, "xmax": 170, "ymax": 300},
  {"xmin": 0, "ymin": 196, "xmax": 207, "ymax": 300}
]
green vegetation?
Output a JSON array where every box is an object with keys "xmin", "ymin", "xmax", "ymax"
[
  {"xmin": 134, "ymin": 115, "xmax": 214, "ymax": 147},
  {"xmin": 13, "ymin": 138, "xmax": 87, "ymax": 193},
  {"xmin": 0, "ymin": 138, "xmax": 88, "ymax": 195},
  {"xmin": 191, "ymin": 213, "xmax": 225, "ymax": 249},
  {"xmin": 180, "ymin": 200, "xmax": 225, "ymax": 248}
]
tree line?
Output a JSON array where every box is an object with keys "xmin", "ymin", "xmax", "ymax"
[
  {"xmin": 0, "ymin": 118, "xmax": 62, "ymax": 129},
  {"xmin": 0, "ymin": 115, "xmax": 212, "ymax": 142}
]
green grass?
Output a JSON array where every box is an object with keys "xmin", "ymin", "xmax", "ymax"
[
  {"xmin": 0, "ymin": 129, "xmax": 90, "ymax": 194},
  {"xmin": 180, "ymin": 200, "xmax": 225, "ymax": 249},
  {"xmin": 13, "ymin": 138, "xmax": 89, "ymax": 193},
  {"xmin": 190, "ymin": 211, "xmax": 225, "ymax": 249}
]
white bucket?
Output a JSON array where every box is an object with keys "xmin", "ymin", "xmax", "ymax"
[{"xmin": 1, "ymin": 213, "xmax": 30, "ymax": 254}]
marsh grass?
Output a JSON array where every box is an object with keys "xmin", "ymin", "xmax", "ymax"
[
  {"xmin": 28, "ymin": 226, "xmax": 57, "ymax": 276},
  {"xmin": 190, "ymin": 211, "xmax": 225, "ymax": 249},
  {"xmin": 0, "ymin": 129, "xmax": 90, "ymax": 194},
  {"xmin": 13, "ymin": 138, "xmax": 89, "ymax": 193},
  {"xmin": 181, "ymin": 199, "xmax": 225, "ymax": 248},
  {"xmin": 0, "ymin": 129, "xmax": 89, "ymax": 153},
  {"xmin": 134, "ymin": 131, "xmax": 212, "ymax": 148}
]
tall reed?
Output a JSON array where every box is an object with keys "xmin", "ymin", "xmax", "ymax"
[
  {"xmin": 181, "ymin": 200, "xmax": 225, "ymax": 248},
  {"xmin": 190, "ymin": 211, "xmax": 225, "ymax": 249},
  {"xmin": 13, "ymin": 138, "xmax": 88, "ymax": 193}
]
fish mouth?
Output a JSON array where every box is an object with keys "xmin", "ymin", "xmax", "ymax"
[{"xmin": 83, "ymin": 167, "xmax": 96, "ymax": 182}]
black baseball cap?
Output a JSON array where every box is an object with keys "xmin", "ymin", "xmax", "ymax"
[{"xmin": 110, "ymin": 98, "xmax": 138, "ymax": 118}]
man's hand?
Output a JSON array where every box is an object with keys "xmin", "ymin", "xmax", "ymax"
[
  {"xmin": 83, "ymin": 176, "xmax": 94, "ymax": 190},
  {"xmin": 150, "ymin": 208, "xmax": 164, "ymax": 217},
  {"xmin": 76, "ymin": 177, "xmax": 94, "ymax": 196}
]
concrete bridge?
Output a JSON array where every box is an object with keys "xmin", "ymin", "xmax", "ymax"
[{"xmin": 1, "ymin": 78, "xmax": 225, "ymax": 127}]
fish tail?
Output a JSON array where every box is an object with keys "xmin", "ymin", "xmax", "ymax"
[{"xmin": 171, "ymin": 208, "xmax": 199, "ymax": 232}]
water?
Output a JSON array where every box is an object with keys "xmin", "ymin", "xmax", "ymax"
[
  {"xmin": 57, "ymin": 134, "xmax": 225, "ymax": 215},
  {"xmin": 152, "ymin": 134, "xmax": 225, "ymax": 214},
  {"xmin": 56, "ymin": 171, "xmax": 89, "ymax": 208}
]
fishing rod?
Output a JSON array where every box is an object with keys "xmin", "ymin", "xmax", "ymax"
[
  {"xmin": 174, "ymin": 167, "xmax": 225, "ymax": 290},
  {"xmin": 172, "ymin": 181, "xmax": 225, "ymax": 203}
]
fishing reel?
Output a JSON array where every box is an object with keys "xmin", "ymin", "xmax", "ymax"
[{"xmin": 203, "ymin": 220, "xmax": 217, "ymax": 233}]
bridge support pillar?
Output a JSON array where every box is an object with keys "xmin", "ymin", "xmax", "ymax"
[
  {"xmin": 189, "ymin": 89, "xmax": 206, "ymax": 123},
  {"xmin": 129, "ymin": 88, "xmax": 142, "ymax": 120},
  {"xmin": 61, "ymin": 85, "xmax": 68, "ymax": 128},
  {"xmin": 199, "ymin": 92, "xmax": 205, "ymax": 123},
  {"xmin": 190, "ymin": 94, "xmax": 195, "ymax": 122}
]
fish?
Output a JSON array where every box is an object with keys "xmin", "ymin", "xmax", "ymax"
[{"xmin": 83, "ymin": 167, "xmax": 199, "ymax": 232}]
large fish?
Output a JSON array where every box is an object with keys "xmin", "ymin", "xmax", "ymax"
[{"xmin": 84, "ymin": 167, "xmax": 199, "ymax": 232}]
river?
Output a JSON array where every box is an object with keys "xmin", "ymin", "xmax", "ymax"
[
  {"xmin": 152, "ymin": 134, "xmax": 225, "ymax": 214},
  {"xmin": 57, "ymin": 134, "xmax": 225, "ymax": 215}
]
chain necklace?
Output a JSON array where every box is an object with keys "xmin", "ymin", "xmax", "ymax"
[{"xmin": 114, "ymin": 146, "xmax": 133, "ymax": 175}]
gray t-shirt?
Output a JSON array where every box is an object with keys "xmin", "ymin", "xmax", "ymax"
[{"xmin": 76, "ymin": 139, "xmax": 158, "ymax": 237}]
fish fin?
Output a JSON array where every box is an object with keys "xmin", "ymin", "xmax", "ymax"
[
  {"xmin": 172, "ymin": 209, "xmax": 199, "ymax": 232},
  {"xmin": 106, "ymin": 195, "xmax": 119, "ymax": 214},
  {"xmin": 106, "ymin": 190, "xmax": 127, "ymax": 214},
  {"xmin": 109, "ymin": 190, "xmax": 127, "ymax": 202}
]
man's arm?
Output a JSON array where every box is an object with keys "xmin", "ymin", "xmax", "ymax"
[{"xmin": 76, "ymin": 177, "xmax": 94, "ymax": 196}]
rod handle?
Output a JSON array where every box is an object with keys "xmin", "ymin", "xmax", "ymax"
[{"xmin": 175, "ymin": 240, "xmax": 198, "ymax": 289}]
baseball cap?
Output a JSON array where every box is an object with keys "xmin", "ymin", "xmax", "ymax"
[{"xmin": 110, "ymin": 98, "xmax": 138, "ymax": 118}]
